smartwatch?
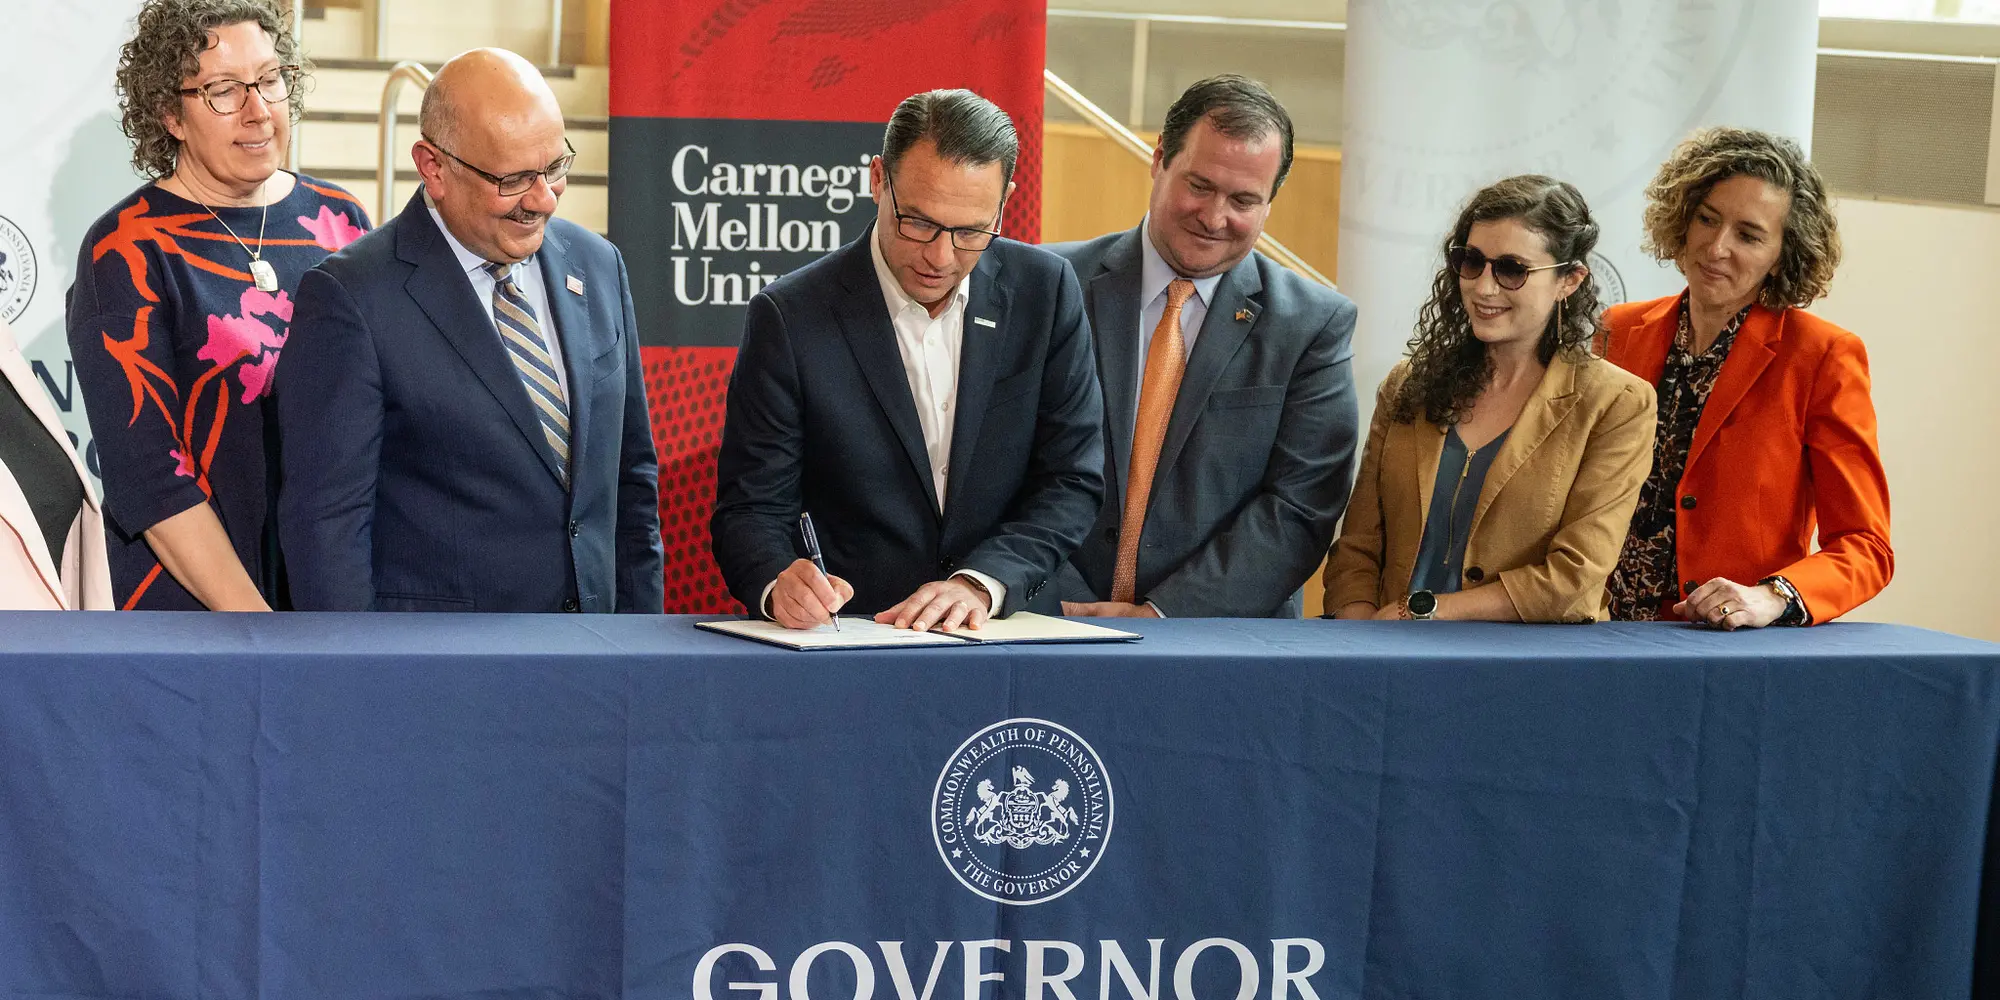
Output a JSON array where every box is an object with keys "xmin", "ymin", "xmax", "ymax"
[{"xmin": 1406, "ymin": 590, "xmax": 1438, "ymax": 620}]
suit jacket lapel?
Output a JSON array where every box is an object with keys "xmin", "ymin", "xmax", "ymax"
[
  {"xmin": 1470, "ymin": 357, "xmax": 1581, "ymax": 535},
  {"xmin": 1685, "ymin": 303, "xmax": 1780, "ymax": 475},
  {"xmin": 1088, "ymin": 229, "xmax": 1145, "ymax": 504},
  {"xmin": 1611, "ymin": 293, "xmax": 1681, "ymax": 386},
  {"xmin": 944, "ymin": 250, "xmax": 1010, "ymax": 518},
  {"xmin": 1412, "ymin": 418, "xmax": 1447, "ymax": 529},
  {"xmin": 535, "ymin": 228, "xmax": 590, "ymax": 484},
  {"xmin": 0, "ymin": 325, "xmax": 97, "ymax": 606},
  {"xmin": 0, "ymin": 331, "xmax": 97, "ymax": 514},
  {"xmin": 1156, "ymin": 253, "xmax": 1260, "ymax": 482},
  {"xmin": 835, "ymin": 228, "xmax": 940, "ymax": 516},
  {"xmin": 396, "ymin": 195, "xmax": 566, "ymax": 485}
]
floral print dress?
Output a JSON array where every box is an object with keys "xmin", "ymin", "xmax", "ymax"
[{"xmin": 67, "ymin": 173, "xmax": 368, "ymax": 609}]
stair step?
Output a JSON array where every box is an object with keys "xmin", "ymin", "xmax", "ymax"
[
  {"xmin": 299, "ymin": 118, "xmax": 607, "ymax": 173},
  {"xmin": 303, "ymin": 63, "xmax": 606, "ymax": 117},
  {"xmin": 320, "ymin": 176, "xmax": 608, "ymax": 235},
  {"xmin": 298, "ymin": 0, "xmax": 578, "ymax": 65},
  {"xmin": 310, "ymin": 57, "xmax": 578, "ymax": 78}
]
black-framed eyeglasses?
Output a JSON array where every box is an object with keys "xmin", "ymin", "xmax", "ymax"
[
  {"xmin": 424, "ymin": 135, "xmax": 577, "ymax": 198},
  {"xmin": 179, "ymin": 65, "xmax": 301, "ymax": 116},
  {"xmin": 885, "ymin": 170, "xmax": 1002, "ymax": 251},
  {"xmin": 1447, "ymin": 245, "xmax": 1574, "ymax": 291}
]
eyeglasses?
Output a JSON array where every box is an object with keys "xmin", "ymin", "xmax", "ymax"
[
  {"xmin": 424, "ymin": 135, "xmax": 577, "ymax": 198},
  {"xmin": 885, "ymin": 171, "xmax": 1002, "ymax": 251},
  {"xmin": 1447, "ymin": 245, "xmax": 1574, "ymax": 291},
  {"xmin": 179, "ymin": 66, "xmax": 301, "ymax": 116}
]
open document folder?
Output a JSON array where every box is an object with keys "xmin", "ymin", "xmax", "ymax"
[{"xmin": 696, "ymin": 612, "xmax": 1142, "ymax": 651}]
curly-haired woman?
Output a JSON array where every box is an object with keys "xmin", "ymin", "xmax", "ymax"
[
  {"xmin": 1602, "ymin": 127, "xmax": 1892, "ymax": 629},
  {"xmin": 1324, "ymin": 176, "xmax": 1656, "ymax": 623},
  {"xmin": 68, "ymin": 0, "xmax": 369, "ymax": 610}
]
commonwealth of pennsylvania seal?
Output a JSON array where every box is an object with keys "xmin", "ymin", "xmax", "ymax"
[
  {"xmin": 0, "ymin": 215, "xmax": 37, "ymax": 323},
  {"xmin": 933, "ymin": 718, "xmax": 1112, "ymax": 905}
]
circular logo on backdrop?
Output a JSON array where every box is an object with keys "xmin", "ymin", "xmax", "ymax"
[
  {"xmin": 1587, "ymin": 251, "xmax": 1626, "ymax": 307},
  {"xmin": 0, "ymin": 215, "xmax": 38, "ymax": 323},
  {"xmin": 933, "ymin": 718, "xmax": 1113, "ymax": 905}
]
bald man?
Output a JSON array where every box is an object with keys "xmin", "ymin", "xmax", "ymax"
[{"xmin": 276, "ymin": 49, "xmax": 664, "ymax": 612}]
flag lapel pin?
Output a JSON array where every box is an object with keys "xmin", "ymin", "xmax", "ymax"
[
  {"xmin": 972, "ymin": 316, "xmax": 998, "ymax": 328},
  {"xmin": 566, "ymin": 274, "xmax": 585, "ymax": 296}
]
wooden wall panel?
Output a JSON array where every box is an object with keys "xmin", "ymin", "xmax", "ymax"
[{"xmin": 1039, "ymin": 122, "xmax": 1340, "ymax": 280}]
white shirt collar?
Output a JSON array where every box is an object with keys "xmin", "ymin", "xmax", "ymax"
[
  {"xmin": 1139, "ymin": 214, "xmax": 1226, "ymax": 308},
  {"xmin": 426, "ymin": 193, "xmax": 532, "ymax": 278},
  {"xmin": 869, "ymin": 222, "xmax": 970, "ymax": 320}
]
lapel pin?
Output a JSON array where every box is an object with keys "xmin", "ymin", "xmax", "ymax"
[
  {"xmin": 972, "ymin": 316, "xmax": 997, "ymax": 328},
  {"xmin": 566, "ymin": 274, "xmax": 585, "ymax": 296},
  {"xmin": 1235, "ymin": 308, "xmax": 1254, "ymax": 323}
]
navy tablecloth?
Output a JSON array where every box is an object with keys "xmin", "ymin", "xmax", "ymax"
[{"xmin": 0, "ymin": 614, "xmax": 1996, "ymax": 999}]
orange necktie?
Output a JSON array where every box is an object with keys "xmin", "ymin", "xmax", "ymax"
[{"xmin": 1111, "ymin": 278, "xmax": 1195, "ymax": 603}]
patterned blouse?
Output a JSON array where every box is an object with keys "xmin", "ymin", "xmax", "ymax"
[
  {"xmin": 67, "ymin": 174, "xmax": 369, "ymax": 609},
  {"xmin": 1605, "ymin": 301, "xmax": 1748, "ymax": 621}
]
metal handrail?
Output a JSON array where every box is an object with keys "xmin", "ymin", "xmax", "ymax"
[
  {"xmin": 376, "ymin": 0, "xmax": 565, "ymax": 65},
  {"xmin": 378, "ymin": 60, "xmax": 434, "ymax": 223},
  {"xmin": 1042, "ymin": 68, "xmax": 1336, "ymax": 290}
]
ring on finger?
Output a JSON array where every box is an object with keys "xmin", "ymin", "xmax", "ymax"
[{"xmin": 1719, "ymin": 604, "xmax": 1735, "ymax": 618}]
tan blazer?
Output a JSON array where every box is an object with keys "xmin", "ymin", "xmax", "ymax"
[
  {"xmin": 1324, "ymin": 354, "xmax": 1656, "ymax": 623},
  {"xmin": 0, "ymin": 319, "xmax": 112, "ymax": 610}
]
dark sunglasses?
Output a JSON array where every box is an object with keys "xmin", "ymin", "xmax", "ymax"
[{"xmin": 1447, "ymin": 245, "xmax": 1574, "ymax": 291}]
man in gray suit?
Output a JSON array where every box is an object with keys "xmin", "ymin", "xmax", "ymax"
[{"xmin": 1043, "ymin": 76, "xmax": 1358, "ymax": 618}]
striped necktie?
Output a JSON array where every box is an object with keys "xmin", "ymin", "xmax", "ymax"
[{"xmin": 484, "ymin": 261, "xmax": 570, "ymax": 481}]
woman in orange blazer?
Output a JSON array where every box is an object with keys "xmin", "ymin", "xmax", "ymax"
[
  {"xmin": 1602, "ymin": 127, "xmax": 1891, "ymax": 628},
  {"xmin": 0, "ymin": 317, "xmax": 113, "ymax": 609},
  {"xmin": 1325, "ymin": 176, "xmax": 1656, "ymax": 623}
]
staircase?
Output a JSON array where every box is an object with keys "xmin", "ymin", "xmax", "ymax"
[{"xmin": 293, "ymin": 1, "xmax": 608, "ymax": 232}]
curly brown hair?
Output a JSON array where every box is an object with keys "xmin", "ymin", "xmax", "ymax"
[
  {"xmin": 116, "ymin": 0, "xmax": 307, "ymax": 179},
  {"xmin": 1392, "ymin": 175, "xmax": 1602, "ymax": 426},
  {"xmin": 1641, "ymin": 126, "xmax": 1840, "ymax": 309}
]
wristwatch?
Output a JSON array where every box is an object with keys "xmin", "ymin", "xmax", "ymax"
[
  {"xmin": 1759, "ymin": 576, "xmax": 1811, "ymax": 626},
  {"xmin": 1404, "ymin": 590, "xmax": 1438, "ymax": 621}
]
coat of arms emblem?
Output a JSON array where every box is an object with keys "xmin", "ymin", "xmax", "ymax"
[
  {"xmin": 966, "ymin": 765, "xmax": 1077, "ymax": 849},
  {"xmin": 932, "ymin": 718, "xmax": 1115, "ymax": 905}
]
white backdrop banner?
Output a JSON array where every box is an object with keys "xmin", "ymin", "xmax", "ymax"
[
  {"xmin": 0, "ymin": 0, "xmax": 148, "ymax": 483},
  {"xmin": 1336, "ymin": 0, "xmax": 1820, "ymax": 405}
]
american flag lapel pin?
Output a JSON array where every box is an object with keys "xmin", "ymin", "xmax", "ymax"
[{"xmin": 566, "ymin": 274, "xmax": 585, "ymax": 296}]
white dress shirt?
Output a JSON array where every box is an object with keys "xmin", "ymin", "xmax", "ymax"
[
  {"xmin": 870, "ymin": 229, "xmax": 969, "ymax": 508},
  {"xmin": 757, "ymin": 230, "xmax": 1006, "ymax": 621},
  {"xmin": 426, "ymin": 200, "xmax": 570, "ymax": 402},
  {"xmin": 1136, "ymin": 214, "xmax": 1223, "ymax": 401}
]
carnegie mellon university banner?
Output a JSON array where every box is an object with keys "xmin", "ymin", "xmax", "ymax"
[{"xmin": 610, "ymin": 0, "xmax": 1047, "ymax": 612}]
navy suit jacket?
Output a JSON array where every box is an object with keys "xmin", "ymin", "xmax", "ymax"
[
  {"xmin": 711, "ymin": 227, "xmax": 1105, "ymax": 617},
  {"xmin": 276, "ymin": 194, "xmax": 664, "ymax": 612},
  {"xmin": 1042, "ymin": 227, "xmax": 1359, "ymax": 617}
]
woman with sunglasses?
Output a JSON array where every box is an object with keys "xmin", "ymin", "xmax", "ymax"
[
  {"xmin": 1324, "ymin": 175, "xmax": 1655, "ymax": 622},
  {"xmin": 1601, "ymin": 128, "xmax": 1891, "ymax": 629},
  {"xmin": 67, "ymin": 0, "xmax": 369, "ymax": 610}
]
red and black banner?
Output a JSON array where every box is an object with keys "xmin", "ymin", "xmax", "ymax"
[{"xmin": 611, "ymin": 0, "xmax": 1047, "ymax": 612}]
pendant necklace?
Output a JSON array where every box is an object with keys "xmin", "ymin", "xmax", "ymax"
[{"xmin": 196, "ymin": 181, "xmax": 278, "ymax": 292}]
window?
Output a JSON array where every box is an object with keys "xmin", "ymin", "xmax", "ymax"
[{"xmin": 1821, "ymin": 0, "xmax": 2000, "ymax": 22}]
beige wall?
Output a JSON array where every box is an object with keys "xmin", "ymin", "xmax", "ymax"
[{"xmin": 1817, "ymin": 197, "xmax": 2000, "ymax": 640}]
